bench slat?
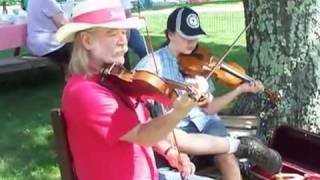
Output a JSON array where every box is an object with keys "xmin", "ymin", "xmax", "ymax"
[{"xmin": 0, "ymin": 56, "xmax": 52, "ymax": 74}]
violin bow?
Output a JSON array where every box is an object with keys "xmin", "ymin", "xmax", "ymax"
[
  {"xmin": 136, "ymin": 2, "xmax": 159, "ymax": 75},
  {"xmin": 206, "ymin": 20, "xmax": 253, "ymax": 80},
  {"xmin": 138, "ymin": 4, "xmax": 185, "ymax": 180},
  {"xmin": 137, "ymin": 5, "xmax": 185, "ymax": 179},
  {"xmin": 205, "ymin": 20, "xmax": 282, "ymax": 104},
  {"xmin": 137, "ymin": 1, "xmax": 150, "ymax": 56}
]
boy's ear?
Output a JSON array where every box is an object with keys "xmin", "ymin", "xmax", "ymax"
[{"xmin": 167, "ymin": 31, "xmax": 174, "ymax": 40}]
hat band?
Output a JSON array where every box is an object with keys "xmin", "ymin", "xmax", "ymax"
[{"xmin": 72, "ymin": 7, "xmax": 126, "ymax": 24}]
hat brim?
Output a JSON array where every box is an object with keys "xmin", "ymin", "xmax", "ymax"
[
  {"xmin": 177, "ymin": 27, "xmax": 207, "ymax": 41},
  {"xmin": 56, "ymin": 17, "xmax": 145, "ymax": 43}
]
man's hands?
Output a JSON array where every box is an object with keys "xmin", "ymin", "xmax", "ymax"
[
  {"xmin": 173, "ymin": 75, "xmax": 212, "ymax": 114},
  {"xmin": 165, "ymin": 146, "xmax": 196, "ymax": 178},
  {"xmin": 172, "ymin": 93, "xmax": 198, "ymax": 116}
]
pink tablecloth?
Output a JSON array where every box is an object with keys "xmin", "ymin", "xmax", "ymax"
[{"xmin": 0, "ymin": 24, "xmax": 27, "ymax": 51}]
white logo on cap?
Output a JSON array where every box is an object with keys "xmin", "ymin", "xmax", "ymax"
[{"xmin": 186, "ymin": 14, "xmax": 199, "ymax": 29}]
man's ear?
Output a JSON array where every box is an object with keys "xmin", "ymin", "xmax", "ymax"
[{"xmin": 80, "ymin": 32, "xmax": 94, "ymax": 50}]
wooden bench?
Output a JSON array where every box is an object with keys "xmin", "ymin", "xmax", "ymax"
[
  {"xmin": 220, "ymin": 115, "xmax": 259, "ymax": 137},
  {"xmin": 50, "ymin": 109, "xmax": 77, "ymax": 180},
  {"xmin": 0, "ymin": 23, "xmax": 53, "ymax": 74},
  {"xmin": 0, "ymin": 55, "xmax": 52, "ymax": 74}
]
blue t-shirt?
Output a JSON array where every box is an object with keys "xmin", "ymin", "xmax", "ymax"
[{"xmin": 135, "ymin": 46, "xmax": 219, "ymax": 131}]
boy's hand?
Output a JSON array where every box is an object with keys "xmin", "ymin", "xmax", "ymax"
[{"xmin": 237, "ymin": 80, "xmax": 264, "ymax": 94}]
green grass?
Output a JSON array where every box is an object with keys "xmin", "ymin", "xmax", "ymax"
[
  {"xmin": 0, "ymin": 69, "xmax": 64, "ymax": 180},
  {"xmin": 0, "ymin": 6, "xmax": 247, "ymax": 179}
]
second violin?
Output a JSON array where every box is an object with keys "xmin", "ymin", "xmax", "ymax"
[
  {"xmin": 178, "ymin": 45, "xmax": 281, "ymax": 104},
  {"xmin": 178, "ymin": 45, "xmax": 254, "ymax": 87}
]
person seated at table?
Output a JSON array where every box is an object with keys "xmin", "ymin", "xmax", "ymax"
[
  {"xmin": 26, "ymin": 0, "xmax": 72, "ymax": 78},
  {"xmin": 56, "ymin": 0, "xmax": 213, "ymax": 179}
]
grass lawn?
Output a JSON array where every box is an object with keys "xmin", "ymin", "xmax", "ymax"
[
  {"xmin": 0, "ymin": 3, "xmax": 247, "ymax": 179},
  {"xmin": 0, "ymin": 69, "xmax": 64, "ymax": 180}
]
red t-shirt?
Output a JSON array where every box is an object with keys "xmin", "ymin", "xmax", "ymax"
[{"xmin": 62, "ymin": 74, "xmax": 158, "ymax": 180}]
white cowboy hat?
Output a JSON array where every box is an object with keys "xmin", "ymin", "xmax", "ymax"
[{"xmin": 56, "ymin": 0, "xmax": 145, "ymax": 43}]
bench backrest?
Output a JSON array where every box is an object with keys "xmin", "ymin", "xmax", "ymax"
[{"xmin": 50, "ymin": 109, "xmax": 77, "ymax": 180}]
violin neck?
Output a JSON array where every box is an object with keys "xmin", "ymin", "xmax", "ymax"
[{"xmin": 220, "ymin": 63, "xmax": 255, "ymax": 82}]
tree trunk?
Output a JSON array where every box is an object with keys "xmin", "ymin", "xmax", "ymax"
[{"xmin": 233, "ymin": 0, "xmax": 320, "ymax": 136}]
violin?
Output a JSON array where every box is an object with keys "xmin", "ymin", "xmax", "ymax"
[
  {"xmin": 178, "ymin": 45, "xmax": 281, "ymax": 104},
  {"xmin": 178, "ymin": 46, "xmax": 251, "ymax": 87},
  {"xmin": 101, "ymin": 64, "xmax": 204, "ymax": 106}
]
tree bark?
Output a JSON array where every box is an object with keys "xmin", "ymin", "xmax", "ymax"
[{"xmin": 233, "ymin": 0, "xmax": 320, "ymax": 136}]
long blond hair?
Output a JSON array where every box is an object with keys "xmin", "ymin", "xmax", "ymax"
[{"xmin": 68, "ymin": 29, "xmax": 101, "ymax": 76}]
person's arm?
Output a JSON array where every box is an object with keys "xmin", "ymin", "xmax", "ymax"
[
  {"xmin": 43, "ymin": 0, "xmax": 68, "ymax": 28},
  {"xmin": 203, "ymin": 80, "xmax": 264, "ymax": 114},
  {"xmin": 203, "ymin": 87, "xmax": 242, "ymax": 114},
  {"xmin": 153, "ymin": 138, "xmax": 173, "ymax": 157},
  {"xmin": 120, "ymin": 93, "xmax": 197, "ymax": 146},
  {"xmin": 52, "ymin": 13, "xmax": 67, "ymax": 28}
]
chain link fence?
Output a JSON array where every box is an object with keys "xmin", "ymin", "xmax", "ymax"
[{"xmin": 138, "ymin": 1, "xmax": 245, "ymax": 34}]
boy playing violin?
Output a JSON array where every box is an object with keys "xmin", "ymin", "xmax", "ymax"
[
  {"xmin": 135, "ymin": 7, "xmax": 282, "ymax": 180},
  {"xmin": 57, "ymin": 1, "xmax": 213, "ymax": 180}
]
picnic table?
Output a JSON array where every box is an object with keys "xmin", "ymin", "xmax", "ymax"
[
  {"xmin": 0, "ymin": 23, "xmax": 50, "ymax": 74},
  {"xmin": 0, "ymin": 23, "xmax": 26, "ymax": 52}
]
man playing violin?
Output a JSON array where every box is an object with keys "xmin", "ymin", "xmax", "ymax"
[
  {"xmin": 135, "ymin": 7, "xmax": 282, "ymax": 180},
  {"xmin": 57, "ymin": 1, "xmax": 213, "ymax": 180}
]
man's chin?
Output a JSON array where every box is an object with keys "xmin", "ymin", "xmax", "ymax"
[{"xmin": 114, "ymin": 57, "xmax": 125, "ymax": 65}]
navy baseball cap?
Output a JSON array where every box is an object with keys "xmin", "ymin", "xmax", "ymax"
[{"xmin": 167, "ymin": 7, "xmax": 206, "ymax": 40}]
